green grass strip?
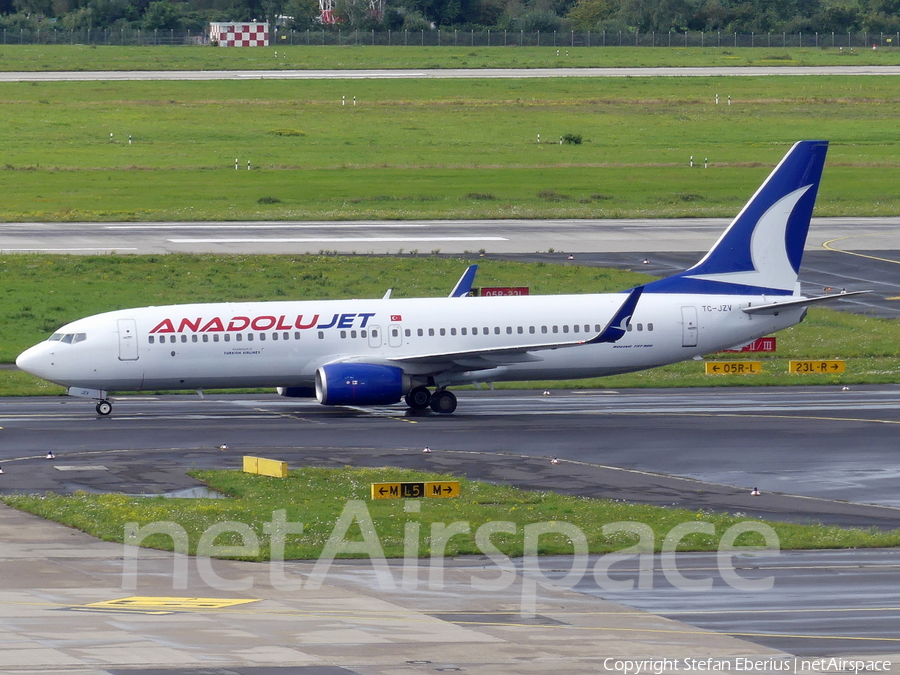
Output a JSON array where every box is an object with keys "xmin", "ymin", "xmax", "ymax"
[{"xmin": 3, "ymin": 467, "xmax": 898, "ymax": 560}]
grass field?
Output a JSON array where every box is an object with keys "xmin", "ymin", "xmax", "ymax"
[
  {"xmin": 2, "ymin": 254, "xmax": 898, "ymax": 393},
  {"xmin": 2, "ymin": 45, "xmax": 900, "ymax": 71},
  {"xmin": 1, "ymin": 76, "xmax": 899, "ymax": 221},
  {"xmin": 3, "ymin": 466, "xmax": 898, "ymax": 560}
]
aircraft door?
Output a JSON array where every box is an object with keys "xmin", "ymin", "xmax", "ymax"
[
  {"xmin": 388, "ymin": 324, "xmax": 403, "ymax": 348},
  {"xmin": 117, "ymin": 318, "xmax": 139, "ymax": 361},
  {"xmin": 368, "ymin": 326, "xmax": 382, "ymax": 348},
  {"xmin": 681, "ymin": 307, "xmax": 698, "ymax": 347}
]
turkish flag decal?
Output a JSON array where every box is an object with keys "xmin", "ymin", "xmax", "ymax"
[{"xmin": 390, "ymin": 315, "xmax": 402, "ymax": 321}]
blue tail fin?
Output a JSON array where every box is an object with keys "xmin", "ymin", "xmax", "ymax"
[{"xmin": 645, "ymin": 141, "xmax": 828, "ymax": 296}]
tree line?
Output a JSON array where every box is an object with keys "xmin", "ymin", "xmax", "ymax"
[{"xmin": 3, "ymin": 0, "xmax": 899, "ymax": 38}]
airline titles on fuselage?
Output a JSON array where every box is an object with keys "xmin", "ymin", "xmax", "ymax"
[{"xmin": 149, "ymin": 313, "xmax": 377, "ymax": 334}]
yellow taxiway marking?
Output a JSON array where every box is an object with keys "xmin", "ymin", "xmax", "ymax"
[
  {"xmin": 74, "ymin": 596, "xmax": 260, "ymax": 614},
  {"xmin": 822, "ymin": 236, "xmax": 900, "ymax": 265}
]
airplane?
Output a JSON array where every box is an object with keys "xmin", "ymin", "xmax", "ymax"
[{"xmin": 16, "ymin": 140, "xmax": 866, "ymax": 416}]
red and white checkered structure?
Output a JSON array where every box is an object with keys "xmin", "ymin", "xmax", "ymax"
[{"xmin": 209, "ymin": 22, "xmax": 269, "ymax": 47}]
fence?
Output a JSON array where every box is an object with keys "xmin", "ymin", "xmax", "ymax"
[{"xmin": 3, "ymin": 27, "xmax": 899, "ymax": 49}]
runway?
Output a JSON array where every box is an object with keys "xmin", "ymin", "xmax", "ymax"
[
  {"xmin": 2, "ymin": 65, "xmax": 900, "ymax": 82},
  {"xmin": 3, "ymin": 217, "xmax": 900, "ymax": 256}
]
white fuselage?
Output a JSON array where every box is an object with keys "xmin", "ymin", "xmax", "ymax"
[{"xmin": 15, "ymin": 292, "xmax": 803, "ymax": 393}]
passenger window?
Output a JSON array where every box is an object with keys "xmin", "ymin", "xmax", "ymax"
[
  {"xmin": 440, "ymin": 328, "xmax": 446, "ymax": 336},
  {"xmin": 483, "ymin": 327, "xmax": 489, "ymax": 334},
  {"xmin": 259, "ymin": 333, "xmax": 265, "ymax": 341},
  {"xmin": 494, "ymin": 327, "xmax": 500, "ymax": 335},
  {"xmin": 461, "ymin": 327, "xmax": 467, "ymax": 336},
  {"xmin": 236, "ymin": 334, "xmax": 242, "ymax": 342},
  {"xmin": 450, "ymin": 328, "xmax": 457, "ymax": 336},
  {"xmin": 351, "ymin": 330, "xmax": 357, "ymax": 338},
  {"xmin": 224, "ymin": 334, "xmax": 230, "ymax": 342},
  {"xmin": 529, "ymin": 326, "xmax": 535, "ymax": 334},
  {"xmin": 248, "ymin": 333, "xmax": 254, "ymax": 341},
  {"xmin": 203, "ymin": 335, "xmax": 209, "ymax": 343},
  {"xmin": 283, "ymin": 332, "xmax": 290, "ymax": 340},
  {"xmin": 340, "ymin": 331, "xmax": 347, "ymax": 338},
  {"xmin": 517, "ymin": 326, "xmax": 523, "ymax": 334},
  {"xmin": 392, "ymin": 329, "xmax": 399, "ymax": 337},
  {"xmin": 149, "ymin": 336, "xmax": 155, "ymax": 344},
  {"xmin": 506, "ymin": 326, "xmax": 512, "ymax": 334},
  {"xmin": 471, "ymin": 327, "xmax": 477, "ymax": 335},
  {"xmin": 584, "ymin": 324, "xmax": 590, "ymax": 332},
  {"xmin": 371, "ymin": 329, "xmax": 378, "ymax": 338},
  {"xmin": 213, "ymin": 335, "xmax": 220, "ymax": 342},
  {"xmin": 360, "ymin": 330, "xmax": 367, "ymax": 338},
  {"xmin": 552, "ymin": 326, "xmax": 559, "ymax": 333},
  {"xmin": 294, "ymin": 332, "xmax": 301, "ymax": 340},
  {"xmin": 428, "ymin": 328, "xmax": 434, "ymax": 336},
  {"xmin": 417, "ymin": 329, "xmax": 424, "ymax": 337},
  {"xmin": 541, "ymin": 326, "xmax": 548, "ymax": 334},
  {"xmin": 405, "ymin": 329, "xmax": 411, "ymax": 337},
  {"xmin": 637, "ymin": 324, "xmax": 643, "ymax": 331},
  {"xmin": 627, "ymin": 323, "xmax": 633, "ymax": 331},
  {"xmin": 170, "ymin": 335, "xmax": 176, "ymax": 343},
  {"xmin": 318, "ymin": 331, "xmax": 325, "ymax": 339},
  {"xmin": 573, "ymin": 325, "xmax": 580, "ymax": 333},
  {"xmin": 563, "ymin": 325, "xmax": 569, "ymax": 333},
  {"xmin": 648, "ymin": 323, "xmax": 654, "ymax": 331},
  {"xmin": 181, "ymin": 335, "xmax": 187, "ymax": 343},
  {"xmin": 595, "ymin": 324, "xmax": 601, "ymax": 332},
  {"xmin": 192, "ymin": 335, "xmax": 198, "ymax": 343},
  {"xmin": 272, "ymin": 332, "xmax": 279, "ymax": 341}
]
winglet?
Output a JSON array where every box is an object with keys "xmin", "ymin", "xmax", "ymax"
[
  {"xmin": 584, "ymin": 286, "xmax": 644, "ymax": 344},
  {"xmin": 449, "ymin": 264, "xmax": 478, "ymax": 298}
]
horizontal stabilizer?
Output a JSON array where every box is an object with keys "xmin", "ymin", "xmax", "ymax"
[{"xmin": 742, "ymin": 290, "xmax": 870, "ymax": 315}]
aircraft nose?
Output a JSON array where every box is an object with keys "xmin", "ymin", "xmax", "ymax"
[{"xmin": 16, "ymin": 343, "xmax": 53, "ymax": 379}]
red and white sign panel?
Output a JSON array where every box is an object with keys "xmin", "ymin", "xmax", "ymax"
[
  {"xmin": 209, "ymin": 22, "xmax": 269, "ymax": 47},
  {"xmin": 479, "ymin": 287, "xmax": 530, "ymax": 297},
  {"xmin": 721, "ymin": 337, "xmax": 776, "ymax": 353},
  {"xmin": 390, "ymin": 315, "xmax": 402, "ymax": 321}
]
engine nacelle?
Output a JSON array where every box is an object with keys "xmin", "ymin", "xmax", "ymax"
[
  {"xmin": 276, "ymin": 386, "xmax": 316, "ymax": 398},
  {"xmin": 315, "ymin": 363, "xmax": 408, "ymax": 406}
]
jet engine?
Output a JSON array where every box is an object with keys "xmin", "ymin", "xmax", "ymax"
[{"xmin": 315, "ymin": 363, "xmax": 408, "ymax": 406}]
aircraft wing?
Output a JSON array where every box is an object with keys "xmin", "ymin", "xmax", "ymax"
[
  {"xmin": 384, "ymin": 286, "xmax": 644, "ymax": 370},
  {"xmin": 742, "ymin": 290, "xmax": 870, "ymax": 315}
]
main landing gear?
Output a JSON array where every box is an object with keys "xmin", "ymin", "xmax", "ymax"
[
  {"xmin": 404, "ymin": 386, "xmax": 457, "ymax": 414},
  {"xmin": 95, "ymin": 400, "xmax": 112, "ymax": 416}
]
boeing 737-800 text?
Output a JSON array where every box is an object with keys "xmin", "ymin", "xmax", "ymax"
[{"xmin": 16, "ymin": 141, "xmax": 864, "ymax": 415}]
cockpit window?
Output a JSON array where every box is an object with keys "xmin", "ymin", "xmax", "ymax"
[{"xmin": 51, "ymin": 333, "xmax": 88, "ymax": 345}]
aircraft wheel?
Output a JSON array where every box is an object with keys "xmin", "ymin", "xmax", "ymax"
[
  {"xmin": 405, "ymin": 386, "xmax": 432, "ymax": 410},
  {"xmin": 96, "ymin": 400, "xmax": 112, "ymax": 416},
  {"xmin": 430, "ymin": 390, "xmax": 457, "ymax": 414}
]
